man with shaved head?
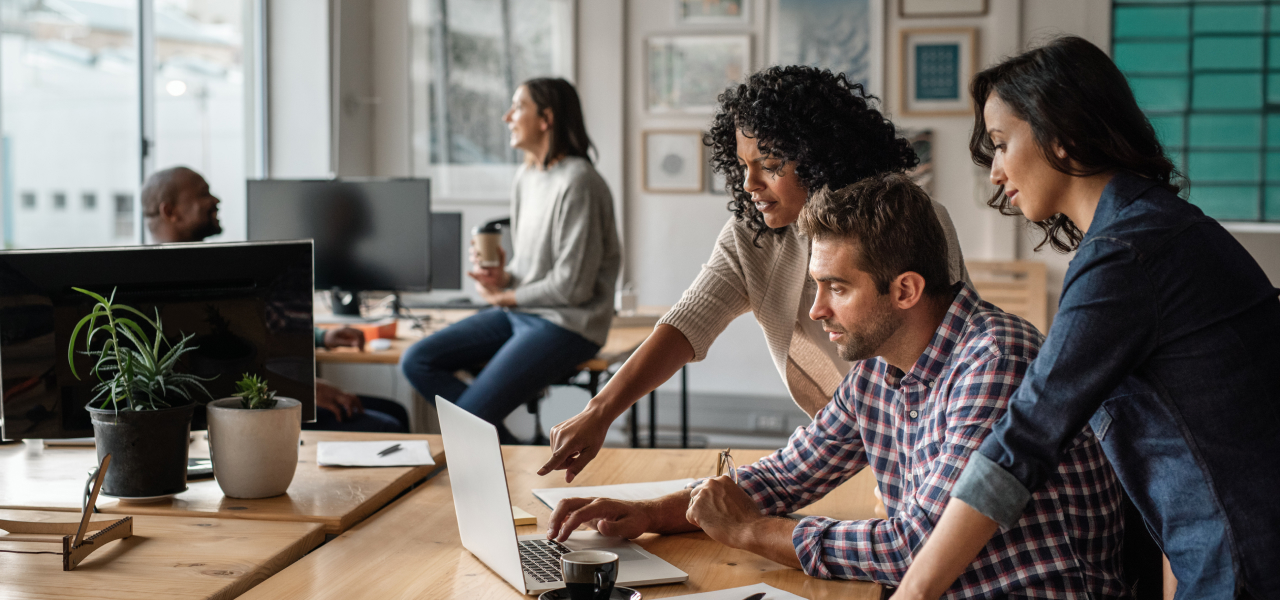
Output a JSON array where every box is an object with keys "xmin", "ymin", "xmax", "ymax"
[{"xmin": 142, "ymin": 166, "xmax": 223, "ymax": 243}]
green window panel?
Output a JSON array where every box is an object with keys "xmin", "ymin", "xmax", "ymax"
[
  {"xmin": 1193, "ymin": 74, "xmax": 1262, "ymax": 109},
  {"xmin": 1117, "ymin": 42, "xmax": 1189, "ymax": 74},
  {"xmin": 1188, "ymin": 151, "xmax": 1260, "ymax": 181},
  {"xmin": 1194, "ymin": 37, "xmax": 1263, "ymax": 70},
  {"xmin": 1269, "ymin": 74, "xmax": 1280, "ymax": 104},
  {"xmin": 1270, "ymin": 36, "xmax": 1280, "ymax": 66},
  {"xmin": 1194, "ymin": 5, "xmax": 1265, "ymax": 34},
  {"xmin": 1267, "ymin": 115, "xmax": 1280, "ymax": 148},
  {"xmin": 1115, "ymin": 7, "xmax": 1190, "ymax": 38},
  {"xmin": 1189, "ymin": 115, "xmax": 1261, "ymax": 148},
  {"xmin": 1132, "ymin": 77, "xmax": 1190, "ymax": 111},
  {"xmin": 1189, "ymin": 185, "xmax": 1261, "ymax": 220},
  {"xmin": 1267, "ymin": 152, "xmax": 1280, "ymax": 181},
  {"xmin": 1168, "ymin": 149, "xmax": 1187, "ymax": 176},
  {"xmin": 1266, "ymin": 187, "xmax": 1280, "ymax": 221},
  {"xmin": 1149, "ymin": 115, "xmax": 1187, "ymax": 148},
  {"xmin": 1272, "ymin": 8, "xmax": 1280, "ymax": 33}
]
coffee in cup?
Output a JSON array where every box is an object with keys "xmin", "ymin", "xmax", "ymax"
[
  {"xmin": 561, "ymin": 550, "xmax": 618, "ymax": 600},
  {"xmin": 472, "ymin": 218, "xmax": 507, "ymax": 268}
]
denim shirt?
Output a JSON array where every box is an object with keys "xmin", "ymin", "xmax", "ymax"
[{"xmin": 951, "ymin": 172, "xmax": 1280, "ymax": 599}]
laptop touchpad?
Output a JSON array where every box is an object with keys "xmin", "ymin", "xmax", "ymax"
[{"xmin": 604, "ymin": 547, "xmax": 648, "ymax": 562}]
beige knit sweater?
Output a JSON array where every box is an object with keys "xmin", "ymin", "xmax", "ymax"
[{"xmin": 658, "ymin": 201, "xmax": 969, "ymax": 417}]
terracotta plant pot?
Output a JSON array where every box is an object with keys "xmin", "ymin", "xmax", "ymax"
[{"xmin": 206, "ymin": 397, "xmax": 301, "ymax": 499}]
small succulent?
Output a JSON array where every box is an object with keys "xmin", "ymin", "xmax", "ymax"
[{"xmin": 232, "ymin": 373, "xmax": 278, "ymax": 410}]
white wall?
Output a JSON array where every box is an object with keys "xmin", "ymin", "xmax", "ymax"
[{"xmin": 267, "ymin": 0, "xmax": 332, "ymax": 178}]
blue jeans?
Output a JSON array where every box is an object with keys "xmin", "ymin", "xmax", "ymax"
[{"xmin": 400, "ymin": 309, "xmax": 601, "ymax": 444}]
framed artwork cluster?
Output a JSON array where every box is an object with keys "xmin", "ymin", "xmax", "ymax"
[{"xmin": 643, "ymin": 131, "xmax": 705, "ymax": 193}]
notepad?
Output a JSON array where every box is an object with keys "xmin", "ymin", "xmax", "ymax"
[
  {"xmin": 531, "ymin": 478, "xmax": 696, "ymax": 509},
  {"xmin": 664, "ymin": 583, "xmax": 805, "ymax": 599},
  {"xmin": 316, "ymin": 440, "xmax": 435, "ymax": 467}
]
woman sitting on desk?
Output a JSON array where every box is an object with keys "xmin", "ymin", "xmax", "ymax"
[{"xmin": 400, "ymin": 78, "xmax": 622, "ymax": 445}]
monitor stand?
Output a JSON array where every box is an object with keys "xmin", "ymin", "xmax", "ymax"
[{"xmin": 330, "ymin": 288, "xmax": 363, "ymax": 316}]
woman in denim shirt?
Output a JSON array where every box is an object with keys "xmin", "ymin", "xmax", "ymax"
[{"xmin": 893, "ymin": 37, "xmax": 1280, "ymax": 600}]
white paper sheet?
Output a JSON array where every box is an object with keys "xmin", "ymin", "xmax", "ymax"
[
  {"xmin": 532, "ymin": 478, "xmax": 697, "ymax": 509},
  {"xmin": 316, "ymin": 440, "xmax": 435, "ymax": 467},
  {"xmin": 663, "ymin": 583, "xmax": 809, "ymax": 599}
]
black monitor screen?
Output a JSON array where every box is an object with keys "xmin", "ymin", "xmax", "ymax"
[
  {"xmin": 247, "ymin": 179, "xmax": 431, "ymax": 291},
  {"xmin": 0, "ymin": 241, "xmax": 316, "ymax": 440},
  {"xmin": 431, "ymin": 212, "xmax": 462, "ymax": 290}
]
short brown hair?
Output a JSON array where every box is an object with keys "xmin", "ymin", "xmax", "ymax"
[{"xmin": 797, "ymin": 173, "xmax": 951, "ymax": 297}]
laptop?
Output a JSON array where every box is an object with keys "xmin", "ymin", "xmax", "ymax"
[{"xmin": 436, "ymin": 397, "xmax": 689, "ymax": 595}]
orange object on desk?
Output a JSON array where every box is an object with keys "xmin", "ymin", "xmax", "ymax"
[{"xmin": 319, "ymin": 319, "xmax": 397, "ymax": 341}]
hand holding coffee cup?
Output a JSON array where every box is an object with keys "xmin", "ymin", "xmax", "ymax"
[{"xmin": 561, "ymin": 550, "xmax": 618, "ymax": 600}]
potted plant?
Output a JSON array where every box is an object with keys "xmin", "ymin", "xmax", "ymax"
[
  {"xmin": 205, "ymin": 373, "xmax": 301, "ymax": 499},
  {"xmin": 68, "ymin": 287, "xmax": 213, "ymax": 499}
]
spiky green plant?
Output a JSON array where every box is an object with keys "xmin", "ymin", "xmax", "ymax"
[
  {"xmin": 232, "ymin": 373, "xmax": 277, "ymax": 409},
  {"xmin": 67, "ymin": 287, "xmax": 214, "ymax": 412}
]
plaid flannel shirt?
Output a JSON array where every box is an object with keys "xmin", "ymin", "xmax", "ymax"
[{"xmin": 735, "ymin": 284, "xmax": 1125, "ymax": 598}]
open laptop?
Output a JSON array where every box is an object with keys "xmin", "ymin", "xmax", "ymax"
[{"xmin": 436, "ymin": 397, "xmax": 688, "ymax": 595}]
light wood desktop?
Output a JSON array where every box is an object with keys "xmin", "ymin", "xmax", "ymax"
[
  {"xmin": 0, "ymin": 431, "xmax": 444, "ymax": 535},
  {"xmin": 238, "ymin": 446, "xmax": 882, "ymax": 600},
  {"xmin": 0, "ymin": 508, "xmax": 323, "ymax": 600}
]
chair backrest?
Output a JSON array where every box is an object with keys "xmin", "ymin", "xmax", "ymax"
[{"xmin": 966, "ymin": 261, "xmax": 1050, "ymax": 334}]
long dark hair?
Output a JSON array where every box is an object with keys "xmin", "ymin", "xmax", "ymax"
[
  {"xmin": 970, "ymin": 36, "xmax": 1183, "ymax": 253},
  {"xmin": 522, "ymin": 77, "xmax": 595, "ymax": 167},
  {"xmin": 707, "ymin": 66, "xmax": 918, "ymax": 245}
]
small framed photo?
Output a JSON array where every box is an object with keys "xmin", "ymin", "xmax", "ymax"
[
  {"xmin": 900, "ymin": 28, "xmax": 977, "ymax": 117},
  {"xmin": 647, "ymin": 35, "xmax": 751, "ymax": 114},
  {"xmin": 644, "ymin": 130, "xmax": 705, "ymax": 193},
  {"xmin": 900, "ymin": 0, "xmax": 987, "ymax": 18},
  {"xmin": 675, "ymin": 0, "xmax": 750, "ymax": 24}
]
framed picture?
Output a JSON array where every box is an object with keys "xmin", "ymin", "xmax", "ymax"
[
  {"xmin": 769, "ymin": 0, "xmax": 884, "ymax": 97},
  {"xmin": 900, "ymin": 0, "xmax": 987, "ymax": 18},
  {"xmin": 900, "ymin": 28, "xmax": 977, "ymax": 116},
  {"xmin": 901, "ymin": 128, "xmax": 935, "ymax": 196},
  {"xmin": 644, "ymin": 131, "xmax": 705, "ymax": 193},
  {"xmin": 675, "ymin": 0, "xmax": 750, "ymax": 24},
  {"xmin": 648, "ymin": 35, "xmax": 751, "ymax": 113}
]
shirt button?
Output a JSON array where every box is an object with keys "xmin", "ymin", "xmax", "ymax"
[{"xmin": 908, "ymin": 410, "xmax": 919, "ymax": 418}]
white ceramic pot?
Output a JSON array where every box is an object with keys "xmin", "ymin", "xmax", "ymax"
[{"xmin": 206, "ymin": 397, "xmax": 301, "ymax": 499}]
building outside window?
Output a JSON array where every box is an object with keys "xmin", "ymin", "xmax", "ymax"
[
  {"xmin": 51, "ymin": 192, "xmax": 66, "ymax": 210},
  {"xmin": 113, "ymin": 192, "xmax": 133, "ymax": 238},
  {"xmin": 1114, "ymin": 0, "xmax": 1280, "ymax": 222},
  {"xmin": 19, "ymin": 191, "xmax": 34, "ymax": 209},
  {"xmin": 82, "ymin": 191, "xmax": 97, "ymax": 210}
]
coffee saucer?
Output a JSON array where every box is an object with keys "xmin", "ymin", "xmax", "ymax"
[{"xmin": 539, "ymin": 586, "xmax": 641, "ymax": 600}]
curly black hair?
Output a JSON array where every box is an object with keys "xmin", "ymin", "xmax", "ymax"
[{"xmin": 706, "ymin": 65, "xmax": 918, "ymax": 245}]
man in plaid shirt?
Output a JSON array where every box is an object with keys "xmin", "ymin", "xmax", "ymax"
[{"xmin": 547, "ymin": 174, "xmax": 1125, "ymax": 597}]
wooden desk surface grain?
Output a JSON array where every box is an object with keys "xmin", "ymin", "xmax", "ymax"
[
  {"xmin": 0, "ymin": 431, "xmax": 444, "ymax": 535},
  {"xmin": 239, "ymin": 446, "xmax": 881, "ymax": 600},
  {"xmin": 0, "ymin": 508, "xmax": 323, "ymax": 600}
]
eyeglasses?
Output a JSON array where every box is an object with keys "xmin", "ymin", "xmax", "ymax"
[{"xmin": 716, "ymin": 449, "xmax": 737, "ymax": 484}]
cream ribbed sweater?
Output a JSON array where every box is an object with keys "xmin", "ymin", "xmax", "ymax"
[{"xmin": 658, "ymin": 201, "xmax": 969, "ymax": 417}]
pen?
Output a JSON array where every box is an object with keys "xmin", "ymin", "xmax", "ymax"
[{"xmin": 377, "ymin": 443, "xmax": 403, "ymax": 457}]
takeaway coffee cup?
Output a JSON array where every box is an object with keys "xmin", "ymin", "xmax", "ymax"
[
  {"xmin": 561, "ymin": 550, "xmax": 618, "ymax": 600},
  {"xmin": 472, "ymin": 220, "xmax": 505, "ymax": 268}
]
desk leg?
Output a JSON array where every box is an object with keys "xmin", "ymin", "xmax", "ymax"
[
  {"xmin": 630, "ymin": 403, "xmax": 639, "ymax": 448},
  {"xmin": 648, "ymin": 391, "xmax": 657, "ymax": 448},
  {"xmin": 681, "ymin": 367, "xmax": 689, "ymax": 449}
]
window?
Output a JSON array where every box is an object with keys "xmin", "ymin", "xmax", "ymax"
[
  {"xmin": 1114, "ymin": 0, "xmax": 1278, "ymax": 222},
  {"xmin": 114, "ymin": 193, "xmax": 133, "ymax": 238},
  {"xmin": 20, "ymin": 191, "xmax": 34, "ymax": 209},
  {"xmin": 82, "ymin": 192, "xmax": 97, "ymax": 210},
  {"xmin": 52, "ymin": 192, "xmax": 66, "ymax": 210}
]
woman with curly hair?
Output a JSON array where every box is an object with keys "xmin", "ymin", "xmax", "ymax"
[{"xmin": 540, "ymin": 65, "xmax": 969, "ymax": 481}]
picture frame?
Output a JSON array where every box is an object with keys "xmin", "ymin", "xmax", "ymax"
[
  {"xmin": 647, "ymin": 35, "xmax": 752, "ymax": 114},
  {"xmin": 644, "ymin": 130, "xmax": 705, "ymax": 193},
  {"xmin": 901, "ymin": 128, "xmax": 935, "ymax": 197},
  {"xmin": 768, "ymin": 0, "xmax": 884, "ymax": 98},
  {"xmin": 899, "ymin": 28, "xmax": 977, "ymax": 117},
  {"xmin": 900, "ymin": 0, "xmax": 987, "ymax": 18},
  {"xmin": 674, "ymin": 0, "xmax": 750, "ymax": 25}
]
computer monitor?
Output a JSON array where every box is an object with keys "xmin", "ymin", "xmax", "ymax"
[
  {"xmin": 430, "ymin": 212, "xmax": 462, "ymax": 291},
  {"xmin": 247, "ymin": 179, "xmax": 432, "ymax": 297},
  {"xmin": 0, "ymin": 241, "xmax": 316, "ymax": 441}
]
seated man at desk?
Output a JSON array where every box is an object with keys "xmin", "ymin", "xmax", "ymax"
[
  {"xmin": 141, "ymin": 166, "xmax": 408, "ymax": 433},
  {"xmin": 548, "ymin": 175, "xmax": 1126, "ymax": 597}
]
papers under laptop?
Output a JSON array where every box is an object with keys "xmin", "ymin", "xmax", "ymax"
[{"xmin": 436, "ymin": 397, "xmax": 688, "ymax": 595}]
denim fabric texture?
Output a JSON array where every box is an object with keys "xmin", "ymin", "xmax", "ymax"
[
  {"xmin": 953, "ymin": 171, "xmax": 1280, "ymax": 599},
  {"xmin": 399, "ymin": 308, "xmax": 601, "ymax": 444}
]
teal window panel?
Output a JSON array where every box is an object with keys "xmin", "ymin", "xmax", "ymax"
[
  {"xmin": 1268, "ymin": 115, "xmax": 1280, "ymax": 148},
  {"xmin": 1193, "ymin": 74, "xmax": 1262, "ymax": 109},
  {"xmin": 1269, "ymin": 74, "xmax": 1280, "ymax": 104},
  {"xmin": 1271, "ymin": 36, "xmax": 1280, "ymax": 66},
  {"xmin": 1131, "ymin": 77, "xmax": 1189, "ymax": 111},
  {"xmin": 1189, "ymin": 115, "xmax": 1261, "ymax": 148},
  {"xmin": 1115, "ymin": 7, "xmax": 1190, "ymax": 37},
  {"xmin": 1117, "ymin": 42, "xmax": 1188, "ymax": 74},
  {"xmin": 1189, "ymin": 185, "xmax": 1260, "ymax": 220},
  {"xmin": 1149, "ymin": 115, "xmax": 1186, "ymax": 148},
  {"xmin": 1273, "ymin": 8, "xmax": 1280, "ymax": 33},
  {"xmin": 1168, "ymin": 148, "xmax": 1186, "ymax": 176},
  {"xmin": 1194, "ymin": 5, "xmax": 1265, "ymax": 34},
  {"xmin": 1188, "ymin": 151, "xmax": 1260, "ymax": 181},
  {"xmin": 1267, "ymin": 152, "xmax": 1280, "ymax": 181},
  {"xmin": 1193, "ymin": 37, "xmax": 1263, "ymax": 70},
  {"xmin": 1266, "ymin": 187, "xmax": 1280, "ymax": 221}
]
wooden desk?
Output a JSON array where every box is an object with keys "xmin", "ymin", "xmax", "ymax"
[
  {"xmin": 0, "ymin": 508, "xmax": 323, "ymax": 600},
  {"xmin": 0, "ymin": 431, "xmax": 444, "ymax": 535},
  {"xmin": 238, "ymin": 447, "xmax": 881, "ymax": 599}
]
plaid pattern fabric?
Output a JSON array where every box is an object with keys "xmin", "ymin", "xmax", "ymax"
[{"xmin": 735, "ymin": 284, "xmax": 1125, "ymax": 598}]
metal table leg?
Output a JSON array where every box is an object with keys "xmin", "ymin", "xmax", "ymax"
[
  {"xmin": 648, "ymin": 391, "xmax": 657, "ymax": 448},
  {"xmin": 681, "ymin": 366, "xmax": 689, "ymax": 449}
]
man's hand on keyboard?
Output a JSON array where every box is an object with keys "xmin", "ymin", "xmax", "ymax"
[{"xmin": 547, "ymin": 497, "xmax": 653, "ymax": 543}]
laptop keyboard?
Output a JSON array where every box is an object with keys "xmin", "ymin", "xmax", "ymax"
[{"xmin": 518, "ymin": 539, "xmax": 572, "ymax": 583}]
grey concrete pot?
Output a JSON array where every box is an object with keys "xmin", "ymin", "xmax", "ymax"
[{"xmin": 206, "ymin": 397, "xmax": 301, "ymax": 499}]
